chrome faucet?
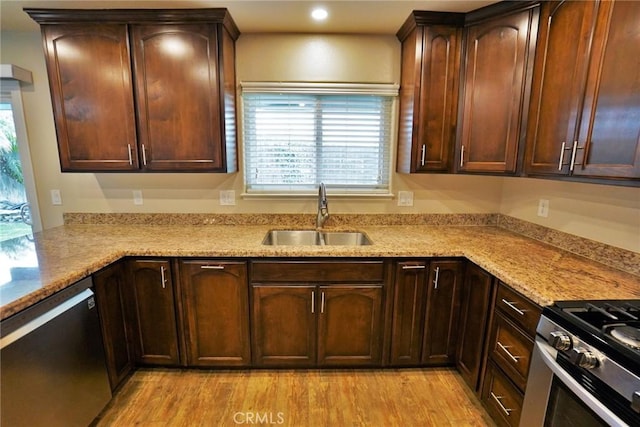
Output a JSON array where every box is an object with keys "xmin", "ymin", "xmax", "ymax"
[{"xmin": 316, "ymin": 183, "xmax": 329, "ymax": 229}]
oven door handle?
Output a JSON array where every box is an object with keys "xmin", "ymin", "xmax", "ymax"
[{"xmin": 534, "ymin": 339, "xmax": 629, "ymax": 427}]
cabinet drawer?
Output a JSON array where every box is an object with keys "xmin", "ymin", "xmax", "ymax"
[
  {"xmin": 251, "ymin": 261, "xmax": 384, "ymax": 283},
  {"xmin": 495, "ymin": 282, "xmax": 541, "ymax": 337},
  {"xmin": 488, "ymin": 312, "xmax": 534, "ymax": 392},
  {"xmin": 481, "ymin": 361, "xmax": 523, "ymax": 427}
]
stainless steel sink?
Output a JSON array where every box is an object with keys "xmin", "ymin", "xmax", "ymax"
[{"xmin": 262, "ymin": 230, "xmax": 372, "ymax": 246}]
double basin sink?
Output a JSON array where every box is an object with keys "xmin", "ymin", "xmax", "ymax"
[{"xmin": 262, "ymin": 230, "xmax": 372, "ymax": 246}]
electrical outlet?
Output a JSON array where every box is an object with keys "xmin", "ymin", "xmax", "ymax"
[
  {"xmin": 51, "ymin": 189, "xmax": 62, "ymax": 205},
  {"xmin": 397, "ymin": 191, "xmax": 414, "ymax": 207},
  {"xmin": 133, "ymin": 190, "xmax": 143, "ymax": 205},
  {"xmin": 537, "ymin": 199, "xmax": 549, "ymax": 217},
  {"xmin": 220, "ymin": 190, "xmax": 236, "ymax": 206}
]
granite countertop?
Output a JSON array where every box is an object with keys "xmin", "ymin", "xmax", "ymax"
[{"xmin": 1, "ymin": 219, "xmax": 639, "ymax": 320}]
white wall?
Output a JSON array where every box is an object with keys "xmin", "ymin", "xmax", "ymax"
[
  {"xmin": 1, "ymin": 30, "xmax": 638, "ymax": 253},
  {"xmin": 500, "ymin": 177, "xmax": 639, "ymax": 252}
]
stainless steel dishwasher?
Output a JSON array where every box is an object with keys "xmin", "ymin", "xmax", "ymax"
[{"xmin": 1, "ymin": 277, "xmax": 112, "ymax": 427}]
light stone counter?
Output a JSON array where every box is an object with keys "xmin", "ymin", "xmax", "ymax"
[{"xmin": 1, "ymin": 216, "xmax": 638, "ymax": 320}]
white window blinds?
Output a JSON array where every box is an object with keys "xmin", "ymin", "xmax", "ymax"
[{"xmin": 242, "ymin": 83, "xmax": 397, "ymax": 194}]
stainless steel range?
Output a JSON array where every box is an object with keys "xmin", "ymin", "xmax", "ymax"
[{"xmin": 521, "ymin": 300, "xmax": 640, "ymax": 427}]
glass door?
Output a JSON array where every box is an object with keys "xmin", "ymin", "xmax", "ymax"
[{"xmin": 0, "ymin": 98, "xmax": 32, "ymax": 241}]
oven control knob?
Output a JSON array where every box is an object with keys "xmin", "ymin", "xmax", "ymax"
[
  {"xmin": 549, "ymin": 331, "xmax": 572, "ymax": 351},
  {"xmin": 570, "ymin": 348, "xmax": 599, "ymax": 369}
]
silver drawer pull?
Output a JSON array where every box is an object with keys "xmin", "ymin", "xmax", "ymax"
[
  {"xmin": 497, "ymin": 341, "xmax": 521, "ymax": 364},
  {"xmin": 160, "ymin": 265, "xmax": 167, "ymax": 289},
  {"xmin": 402, "ymin": 265, "xmax": 426, "ymax": 270},
  {"xmin": 200, "ymin": 265, "xmax": 225, "ymax": 270},
  {"xmin": 490, "ymin": 392, "xmax": 513, "ymax": 416},
  {"xmin": 501, "ymin": 299, "xmax": 527, "ymax": 316}
]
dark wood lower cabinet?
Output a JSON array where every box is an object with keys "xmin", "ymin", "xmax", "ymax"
[
  {"xmin": 93, "ymin": 255, "xmax": 523, "ymax": 427},
  {"xmin": 251, "ymin": 285, "xmax": 317, "ymax": 367},
  {"xmin": 126, "ymin": 259, "xmax": 181, "ymax": 366},
  {"xmin": 422, "ymin": 260, "xmax": 463, "ymax": 365},
  {"xmin": 93, "ymin": 261, "xmax": 134, "ymax": 391},
  {"xmin": 250, "ymin": 260, "xmax": 387, "ymax": 368},
  {"xmin": 456, "ymin": 262, "xmax": 495, "ymax": 391},
  {"xmin": 481, "ymin": 361, "xmax": 523, "ymax": 427},
  {"xmin": 317, "ymin": 285, "xmax": 383, "ymax": 366},
  {"xmin": 180, "ymin": 260, "xmax": 251, "ymax": 366},
  {"xmin": 390, "ymin": 260, "xmax": 463, "ymax": 366}
]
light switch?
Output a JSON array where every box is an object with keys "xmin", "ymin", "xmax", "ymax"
[
  {"xmin": 537, "ymin": 199, "xmax": 549, "ymax": 217},
  {"xmin": 51, "ymin": 189, "xmax": 62, "ymax": 205},
  {"xmin": 397, "ymin": 191, "xmax": 414, "ymax": 207},
  {"xmin": 220, "ymin": 190, "xmax": 236, "ymax": 206},
  {"xmin": 133, "ymin": 190, "xmax": 143, "ymax": 205}
]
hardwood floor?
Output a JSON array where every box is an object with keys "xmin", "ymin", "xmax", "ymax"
[{"xmin": 95, "ymin": 368, "xmax": 495, "ymax": 426}]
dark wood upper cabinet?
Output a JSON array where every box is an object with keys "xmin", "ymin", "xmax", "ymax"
[
  {"xmin": 179, "ymin": 260, "xmax": 251, "ymax": 367},
  {"xmin": 396, "ymin": 12, "xmax": 464, "ymax": 173},
  {"xmin": 525, "ymin": 0, "xmax": 639, "ymax": 182},
  {"xmin": 26, "ymin": 9, "xmax": 239, "ymax": 173},
  {"xmin": 524, "ymin": 1, "xmax": 599, "ymax": 176},
  {"xmin": 456, "ymin": 3, "xmax": 540, "ymax": 174},
  {"xmin": 37, "ymin": 24, "xmax": 139, "ymax": 171},
  {"xmin": 573, "ymin": 0, "xmax": 640, "ymax": 180}
]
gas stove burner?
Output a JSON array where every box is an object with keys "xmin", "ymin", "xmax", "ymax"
[{"xmin": 608, "ymin": 325, "xmax": 640, "ymax": 350}]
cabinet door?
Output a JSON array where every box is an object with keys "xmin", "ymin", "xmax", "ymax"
[
  {"xmin": 40, "ymin": 24, "xmax": 138, "ymax": 171},
  {"xmin": 317, "ymin": 286, "xmax": 383, "ymax": 367},
  {"xmin": 456, "ymin": 263, "xmax": 494, "ymax": 392},
  {"xmin": 390, "ymin": 261, "xmax": 428, "ymax": 365},
  {"xmin": 126, "ymin": 259, "xmax": 180, "ymax": 366},
  {"xmin": 397, "ymin": 22, "xmax": 462, "ymax": 173},
  {"xmin": 457, "ymin": 7, "xmax": 538, "ymax": 173},
  {"xmin": 525, "ymin": 1, "xmax": 599, "ymax": 176},
  {"xmin": 131, "ymin": 24, "xmax": 223, "ymax": 171},
  {"xmin": 422, "ymin": 260, "xmax": 463, "ymax": 365},
  {"xmin": 574, "ymin": 0, "xmax": 640, "ymax": 179},
  {"xmin": 251, "ymin": 285, "xmax": 316, "ymax": 367},
  {"xmin": 93, "ymin": 261, "xmax": 134, "ymax": 391},
  {"xmin": 180, "ymin": 260, "xmax": 250, "ymax": 366}
]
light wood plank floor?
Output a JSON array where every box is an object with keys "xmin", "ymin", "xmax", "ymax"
[{"xmin": 95, "ymin": 368, "xmax": 496, "ymax": 427}]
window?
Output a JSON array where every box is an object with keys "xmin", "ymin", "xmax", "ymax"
[{"xmin": 242, "ymin": 83, "xmax": 397, "ymax": 195}]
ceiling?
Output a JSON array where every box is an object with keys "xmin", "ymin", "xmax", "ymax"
[{"xmin": 1, "ymin": 0, "xmax": 497, "ymax": 35}]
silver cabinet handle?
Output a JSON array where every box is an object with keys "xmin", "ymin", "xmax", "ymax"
[
  {"xmin": 160, "ymin": 265, "xmax": 167, "ymax": 289},
  {"xmin": 497, "ymin": 341, "xmax": 521, "ymax": 364},
  {"xmin": 569, "ymin": 140, "xmax": 578, "ymax": 172},
  {"xmin": 558, "ymin": 141, "xmax": 566, "ymax": 171},
  {"xmin": 321, "ymin": 291, "xmax": 325, "ymax": 314},
  {"xmin": 460, "ymin": 145, "xmax": 465, "ymax": 167},
  {"xmin": 490, "ymin": 392, "xmax": 513, "ymax": 416},
  {"xmin": 501, "ymin": 299, "xmax": 527, "ymax": 316},
  {"xmin": 311, "ymin": 291, "xmax": 315, "ymax": 314},
  {"xmin": 142, "ymin": 144, "xmax": 148, "ymax": 166},
  {"xmin": 127, "ymin": 144, "xmax": 133, "ymax": 166},
  {"xmin": 402, "ymin": 265, "xmax": 426, "ymax": 270},
  {"xmin": 433, "ymin": 266, "xmax": 440, "ymax": 289},
  {"xmin": 420, "ymin": 144, "xmax": 426, "ymax": 167},
  {"xmin": 200, "ymin": 265, "xmax": 225, "ymax": 270}
]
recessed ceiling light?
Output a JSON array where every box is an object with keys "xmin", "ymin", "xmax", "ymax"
[{"xmin": 311, "ymin": 8, "xmax": 328, "ymax": 21}]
